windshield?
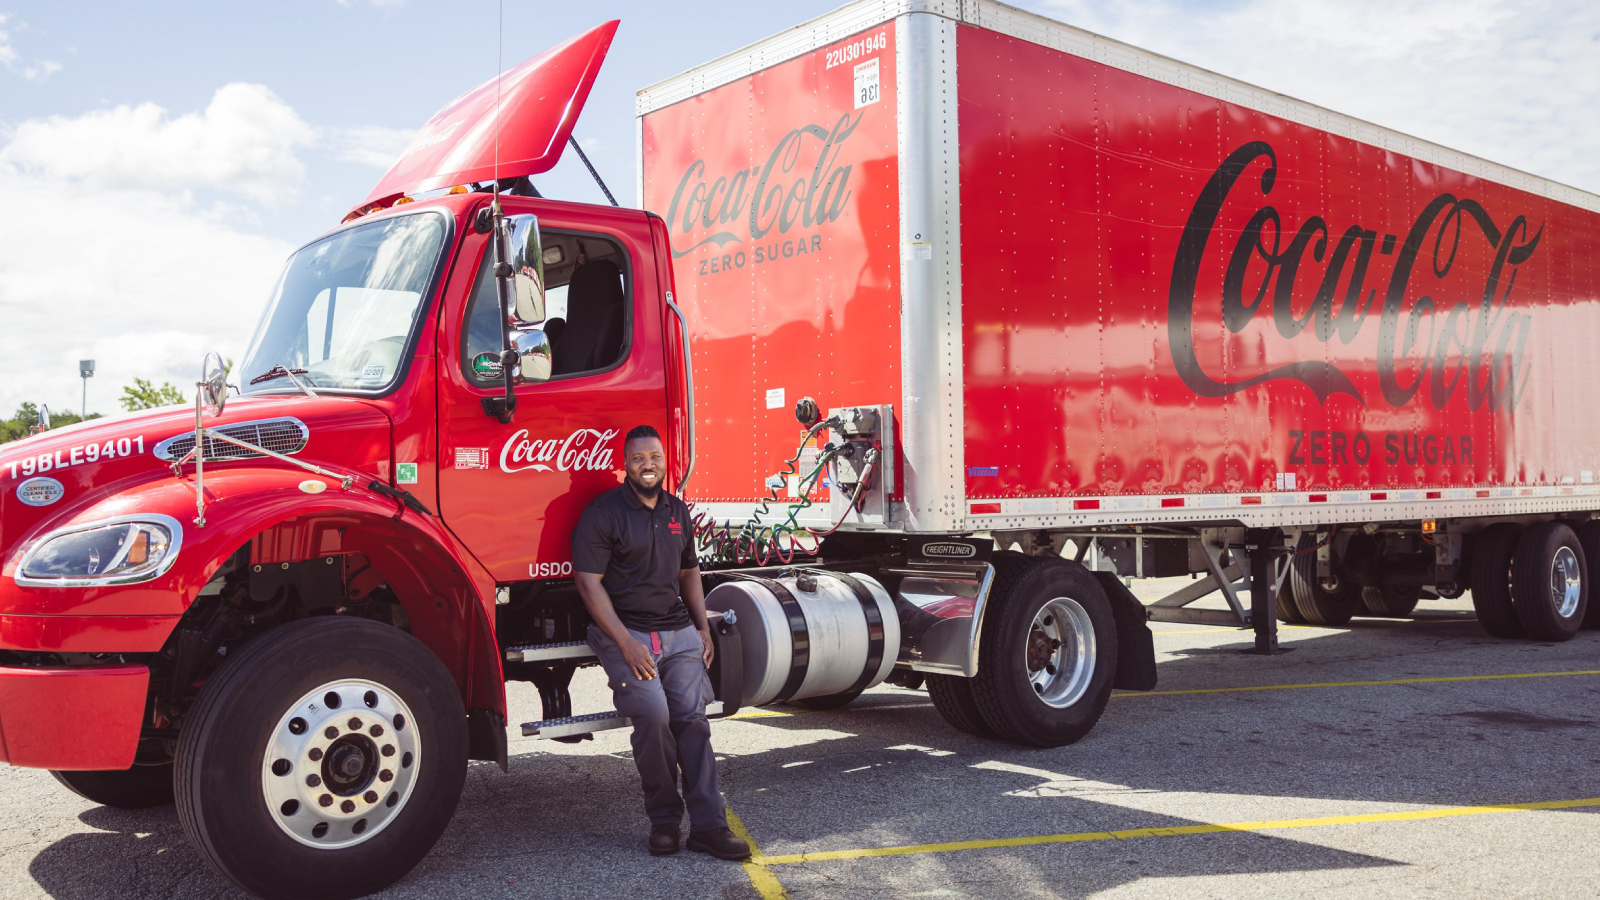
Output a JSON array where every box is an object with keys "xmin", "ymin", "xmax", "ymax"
[{"xmin": 239, "ymin": 211, "xmax": 448, "ymax": 395}]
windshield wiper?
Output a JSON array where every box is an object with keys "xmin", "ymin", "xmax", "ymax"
[{"xmin": 249, "ymin": 364, "xmax": 319, "ymax": 398}]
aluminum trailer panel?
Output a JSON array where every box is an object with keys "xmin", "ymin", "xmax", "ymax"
[{"xmin": 640, "ymin": 0, "xmax": 1600, "ymax": 535}]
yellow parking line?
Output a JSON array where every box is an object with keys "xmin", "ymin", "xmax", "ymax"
[
  {"xmin": 758, "ymin": 796, "xmax": 1600, "ymax": 866},
  {"xmin": 727, "ymin": 808, "xmax": 789, "ymax": 900},
  {"xmin": 1114, "ymin": 669, "xmax": 1600, "ymax": 699}
]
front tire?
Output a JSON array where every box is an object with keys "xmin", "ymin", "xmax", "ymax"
[
  {"xmin": 51, "ymin": 762, "xmax": 174, "ymax": 809},
  {"xmin": 970, "ymin": 556, "xmax": 1117, "ymax": 747},
  {"xmin": 175, "ymin": 617, "xmax": 468, "ymax": 900}
]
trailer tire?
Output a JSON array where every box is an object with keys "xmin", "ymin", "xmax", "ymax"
[
  {"xmin": 175, "ymin": 617, "xmax": 468, "ymax": 900},
  {"xmin": 51, "ymin": 763, "xmax": 174, "ymax": 809},
  {"xmin": 1576, "ymin": 521, "xmax": 1600, "ymax": 629},
  {"xmin": 925, "ymin": 674, "xmax": 998, "ymax": 738},
  {"xmin": 1511, "ymin": 522, "xmax": 1587, "ymax": 642},
  {"xmin": 1358, "ymin": 585, "xmax": 1420, "ymax": 618},
  {"xmin": 1288, "ymin": 538, "xmax": 1358, "ymax": 626},
  {"xmin": 1276, "ymin": 580, "xmax": 1306, "ymax": 624},
  {"xmin": 970, "ymin": 555, "xmax": 1117, "ymax": 747},
  {"xmin": 1470, "ymin": 523, "xmax": 1525, "ymax": 638}
]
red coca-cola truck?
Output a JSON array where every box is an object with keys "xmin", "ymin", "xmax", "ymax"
[{"xmin": 4, "ymin": 1, "xmax": 1599, "ymax": 897}]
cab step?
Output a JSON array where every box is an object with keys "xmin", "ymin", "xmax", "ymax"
[
  {"xmin": 504, "ymin": 640, "xmax": 597, "ymax": 663},
  {"xmin": 522, "ymin": 702, "xmax": 726, "ymax": 740}
]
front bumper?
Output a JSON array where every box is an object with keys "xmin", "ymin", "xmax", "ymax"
[{"xmin": 0, "ymin": 664, "xmax": 149, "ymax": 770}]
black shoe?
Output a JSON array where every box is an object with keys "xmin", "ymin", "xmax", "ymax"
[
  {"xmin": 649, "ymin": 823, "xmax": 681, "ymax": 856},
  {"xmin": 686, "ymin": 827, "xmax": 752, "ymax": 860}
]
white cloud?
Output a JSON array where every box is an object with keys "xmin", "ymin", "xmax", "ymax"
[
  {"xmin": 0, "ymin": 83, "xmax": 314, "ymax": 203},
  {"xmin": 327, "ymin": 125, "xmax": 415, "ymax": 169},
  {"xmin": 0, "ymin": 13, "xmax": 61, "ymax": 81},
  {"xmin": 1030, "ymin": 0, "xmax": 1600, "ymax": 194},
  {"xmin": 0, "ymin": 86, "xmax": 309, "ymax": 417}
]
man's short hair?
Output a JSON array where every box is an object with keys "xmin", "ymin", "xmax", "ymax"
[{"xmin": 625, "ymin": 424, "xmax": 661, "ymax": 446}]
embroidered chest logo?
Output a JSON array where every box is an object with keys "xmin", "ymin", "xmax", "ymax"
[{"xmin": 669, "ymin": 518, "xmax": 683, "ymax": 536}]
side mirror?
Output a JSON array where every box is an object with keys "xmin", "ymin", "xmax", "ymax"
[
  {"xmin": 200, "ymin": 351, "xmax": 228, "ymax": 417},
  {"xmin": 510, "ymin": 328, "xmax": 552, "ymax": 385},
  {"xmin": 499, "ymin": 215, "xmax": 546, "ymax": 326},
  {"xmin": 33, "ymin": 404, "xmax": 50, "ymax": 434}
]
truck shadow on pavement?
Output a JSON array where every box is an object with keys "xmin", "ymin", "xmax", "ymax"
[{"xmin": 26, "ymin": 618, "xmax": 1600, "ymax": 900}]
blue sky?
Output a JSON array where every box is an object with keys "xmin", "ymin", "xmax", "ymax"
[{"xmin": 1, "ymin": 0, "xmax": 1596, "ymax": 416}]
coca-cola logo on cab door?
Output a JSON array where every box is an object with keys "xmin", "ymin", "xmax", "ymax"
[{"xmin": 499, "ymin": 428, "xmax": 619, "ymax": 474}]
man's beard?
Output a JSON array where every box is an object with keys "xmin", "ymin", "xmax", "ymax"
[{"xmin": 627, "ymin": 472, "xmax": 662, "ymax": 499}]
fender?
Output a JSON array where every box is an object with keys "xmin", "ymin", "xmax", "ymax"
[{"xmin": 1, "ymin": 467, "xmax": 507, "ymax": 720}]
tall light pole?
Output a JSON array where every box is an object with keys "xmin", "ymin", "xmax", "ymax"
[{"xmin": 79, "ymin": 359, "xmax": 95, "ymax": 421}]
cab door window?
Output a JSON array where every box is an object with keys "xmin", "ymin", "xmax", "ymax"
[{"xmin": 462, "ymin": 230, "xmax": 631, "ymax": 383}]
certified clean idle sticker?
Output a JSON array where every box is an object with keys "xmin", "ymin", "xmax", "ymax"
[{"xmin": 16, "ymin": 476, "xmax": 65, "ymax": 507}]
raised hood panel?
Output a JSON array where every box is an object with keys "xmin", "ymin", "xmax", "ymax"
[{"xmin": 354, "ymin": 20, "xmax": 619, "ymax": 217}]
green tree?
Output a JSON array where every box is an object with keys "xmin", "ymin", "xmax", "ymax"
[
  {"xmin": 0, "ymin": 403, "xmax": 98, "ymax": 445},
  {"xmin": 120, "ymin": 378, "xmax": 187, "ymax": 411}
]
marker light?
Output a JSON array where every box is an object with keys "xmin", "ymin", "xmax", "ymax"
[{"xmin": 1421, "ymin": 519, "xmax": 1437, "ymax": 534}]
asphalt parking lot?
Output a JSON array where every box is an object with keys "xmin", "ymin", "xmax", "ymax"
[{"xmin": 7, "ymin": 584, "xmax": 1600, "ymax": 900}]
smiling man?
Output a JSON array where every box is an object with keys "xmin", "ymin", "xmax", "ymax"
[{"xmin": 571, "ymin": 424, "xmax": 750, "ymax": 860}]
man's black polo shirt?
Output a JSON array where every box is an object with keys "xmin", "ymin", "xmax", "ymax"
[{"xmin": 572, "ymin": 485, "xmax": 697, "ymax": 631}]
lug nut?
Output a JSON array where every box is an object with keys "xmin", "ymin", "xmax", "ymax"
[
  {"xmin": 309, "ymin": 747, "xmax": 323, "ymax": 762},
  {"xmin": 370, "ymin": 724, "xmax": 385, "ymax": 737},
  {"xmin": 379, "ymin": 770, "xmax": 393, "ymax": 783},
  {"xmin": 341, "ymin": 800, "xmax": 356, "ymax": 813},
  {"xmin": 306, "ymin": 774, "xmax": 321, "ymax": 787},
  {"xmin": 319, "ymin": 794, "xmax": 333, "ymax": 807},
  {"xmin": 364, "ymin": 791, "xmax": 379, "ymax": 804},
  {"xmin": 348, "ymin": 717, "xmax": 362, "ymax": 731},
  {"xmin": 381, "ymin": 745, "xmax": 395, "ymax": 757},
  {"xmin": 324, "ymin": 726, "xmax": 339, "ymax": 740}
]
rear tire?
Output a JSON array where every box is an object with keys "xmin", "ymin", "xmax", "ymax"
[
  {"xmin": 926, "ymin": 674, "xmax": 997, "ymax": 738},
  {"xmin": 1511, "ymin": 522, "xmax": 1587, "ymax": 642},
  {"xmin": 175, "ymin": 617, "xmax": 468, "ymax": 900},
  {"xmin": 51, "ymin": 762, "xmax": 174, "ymax": 809},
  {"xmin": 969, "ymin": 555, "xmax": 1117, "ymax": 747},
  {"xmin": 1358, "ymin": 585, "xmax": 1420, "ymax": 618},
  {"xmin": 1470, "ymin": 523, "xmax": 1525, "ymax": 638},
  {"xmin": 1289, "ymin": 537, "xmax": 1359, "ymax": 626},
  {"xmin": 1576, "ymin": 521, "xmax": 1600, "ymax": 629}
]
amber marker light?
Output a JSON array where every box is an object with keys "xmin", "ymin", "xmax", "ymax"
[{"xmin": 1421, "ymin": 519, "xmax": 1438, "ymax": 534}]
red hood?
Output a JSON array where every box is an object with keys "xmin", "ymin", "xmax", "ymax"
[{"xmin": 353, "ymin": 20, "xmax": 619, "ymax": 218}]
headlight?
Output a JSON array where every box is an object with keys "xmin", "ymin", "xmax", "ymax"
[{"xmin": 16, "ymin": 515, "xmax": 183, "ymax": 586}]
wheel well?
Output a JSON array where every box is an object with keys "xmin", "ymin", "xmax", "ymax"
[{"xmin": 152, "ymin": 512, "xmax": 500, "ymax": 734}]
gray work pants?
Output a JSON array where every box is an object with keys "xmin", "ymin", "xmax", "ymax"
[{"xmin": 588, "ymin": 623, "xmax": 727, "ymax": 831}]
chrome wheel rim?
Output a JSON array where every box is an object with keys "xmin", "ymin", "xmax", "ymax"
[
  {"xmin": 1550, "ymin": 546, "xmax": 1582, "ymax": 619},
  {"xmin": 261, "ymin": 679, "xmax": 422, "ymax": 849},
  {"xmin": 1025, "ymin": 597, "xmax": 1096, "ymax": 708}
]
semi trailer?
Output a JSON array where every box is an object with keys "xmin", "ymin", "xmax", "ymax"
[{"xmin": 2, "ymin": 1, "xmax": 1598, "ymax": 897}]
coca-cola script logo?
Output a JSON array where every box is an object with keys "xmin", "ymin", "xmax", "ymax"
[
  {"xmin": 664, "ymin": 112, "xmax": 862, "ymax": 258},
  {"xmin": 1168, "ymin": 141, "xmax": 1542, "ymax": 412},
  {"xmin": 500, "ymin": 428, "xmax": 619, "ymax": 474}
]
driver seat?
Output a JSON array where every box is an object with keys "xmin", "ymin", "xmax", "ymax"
[{"xmin": 552, "ymin": 260, "xmax": 625, "ymax": 376}]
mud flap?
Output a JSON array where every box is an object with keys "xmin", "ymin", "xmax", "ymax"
[
  {"xmin": 467, "ymin": 707, "xmax": 508, "ymax": 771},
  {"xmin": 1091, "ymin": 571, "xmax": 1158, "ymax": 691}
]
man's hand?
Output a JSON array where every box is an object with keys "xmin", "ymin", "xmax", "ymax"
[
  {"xmin": 698, "ymin": 625, "xmax": 715, "ymax": 668},
  {"xmin": 621, "ymin": 638, "xmax": 658, "ymax": 680}
]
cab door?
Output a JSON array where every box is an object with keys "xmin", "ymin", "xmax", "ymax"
[{"xmin": 437, "ymin": 201, "xmax": 671, "ymax": 582}]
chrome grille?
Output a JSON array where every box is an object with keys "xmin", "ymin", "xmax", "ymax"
[{"xmin": 153, "ymin": 417, "xmax": 309, "ymax": 462}]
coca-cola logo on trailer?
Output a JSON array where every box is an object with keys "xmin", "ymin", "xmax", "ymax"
[
  {"xmin": 1168, "ymin": 141, "xmax": 1542, "ymax": 413},
  {"xmin": 499, "ymin": 428, "xmax": 619, "ymax": 474},
  {"xmin": 664, "ymin": 112, "xmax": 862, "ymax": 259}
]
